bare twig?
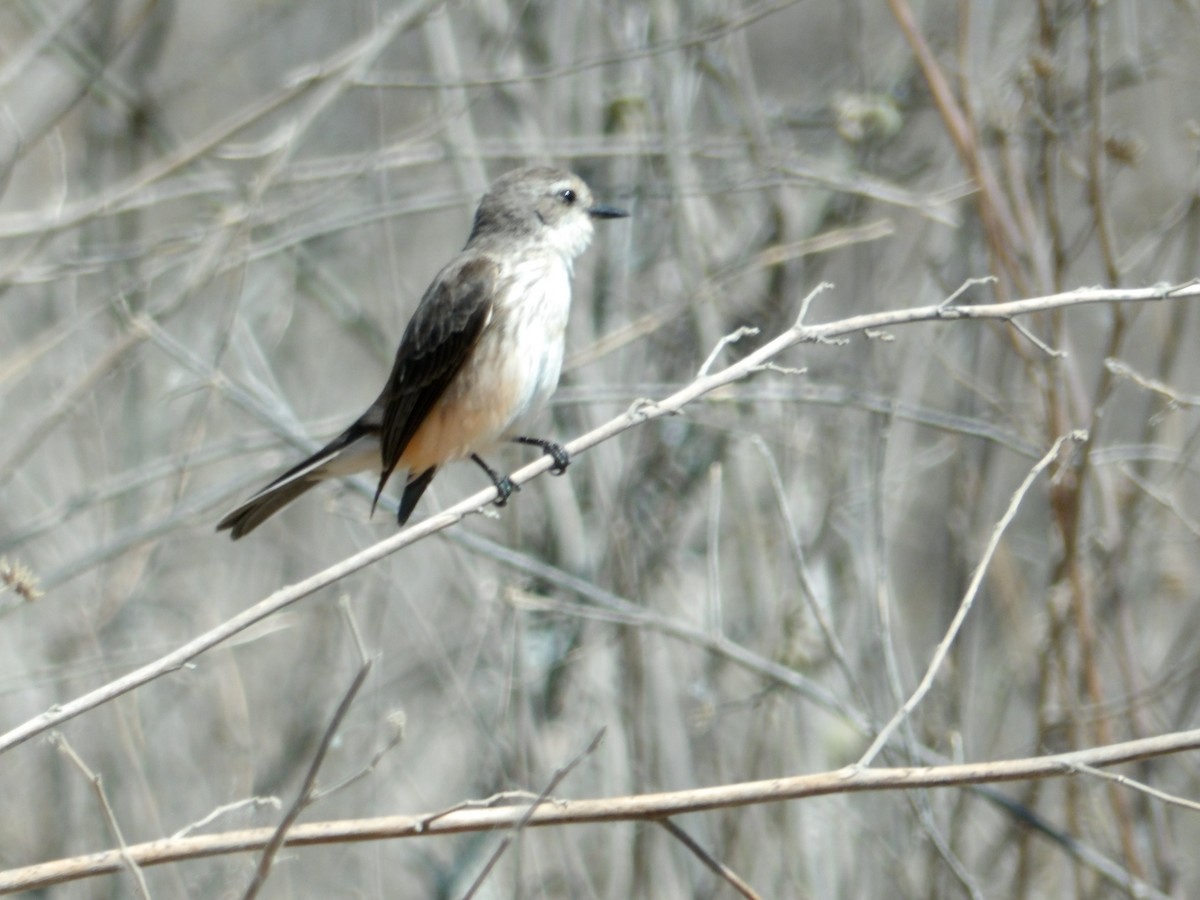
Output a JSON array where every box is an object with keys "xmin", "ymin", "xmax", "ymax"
[
  {"xmin": 1106, "ymin": 358, "xmax": 1200, "ymax": 409},
  {"xmin": 696, "ymin": 326, "xmax": 759, "ymax": 377},
  {"xmin": 6, "ymin": 728, "xmax": 1194, "ymax": 897},
  {"xmin": 1008, "ymin": 316, "xmax": 1067, "ymax": 358},
  {"xmin": 51, "ymin": 733, "xmax": 153, "ymax": 900},
  {"xmin": 2, "ymin": 283, "xmax": 1198, "ymax": 757},
  {"xmin": 242, "ymin": 618, "xmax": 374, "ymax": 900},
  {"xmin": 416, "ymin": 791, "xmax": 546, "ymax": 833},
  {"xmin": 857, "ymin": 430, "xmax": 1087, "ymax": 767},
  {"xmin": 659, "ymin": 818, "xmax": 762, "ymax": 900},
  {"xmin": 939, "ymin": 275, "xmax": 998, "ymax": 308},
  {"xmin": 304, "ymin": 600, "xmax": 405, "ymax": 804},
  {"xmin": 310, "ymin": 711, "xmax": 406, "ymax": 804},
  {"xmin": 1068, "ymin": 761, "xmax": 1200, "ymax": 815},
  {"xmin": 172, "ymin": 797, "xmax": 283, "ymax": 840}
]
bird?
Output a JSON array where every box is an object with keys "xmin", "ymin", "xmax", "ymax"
[{"xmin": 217, "ymin": 166, "xmax": 628, "ymax": 539}]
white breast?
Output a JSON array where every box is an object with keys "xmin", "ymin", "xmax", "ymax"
[
  {"xmin": 436, "ymin": 253, "xmax": 571, "ymax": 455},
  {"xmin": 499, "ymin": 255, "xmax": 572, "ymax": 432}
]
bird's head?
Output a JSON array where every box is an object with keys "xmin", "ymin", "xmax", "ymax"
[{"xmin": 468, "ymin": 166, "xmax": 628, "ymax": 260}]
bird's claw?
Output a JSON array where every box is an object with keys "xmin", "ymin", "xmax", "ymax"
[
  {"xmin": 493, "ymin": 476, "xmax": 520, "ymax": 507},
  {"xmin": 546, "ymin": 444, "xmax": 570, "ymax": 475}
]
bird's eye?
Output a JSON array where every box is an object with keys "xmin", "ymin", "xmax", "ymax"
[{"xmin": 558, "ymin": 188, "xmax": 577, "ymax": 205}]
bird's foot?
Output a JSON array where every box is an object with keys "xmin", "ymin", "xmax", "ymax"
[
  {"xmin": 493, "ymin": 474, "xmax": 519, "ymax": 507},
  {"xmin": 471, "ymin": 454, "xmax": 520, "ymax": 507},
  {"xmin": 514, "ymin": 436, "xmax": 570, "ymax": 474}
]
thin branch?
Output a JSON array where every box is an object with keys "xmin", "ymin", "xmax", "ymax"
[
  {"xmin": 242, "ymin": 647, "xmax": 374, "ymax": 898},
  {"xmin": 415, "ymin": 791, "xmax": 546, "ymax": 833},
  {"xmin": 172, "ymin": 797, "xmax": 282, "ymax": 840},
  {"xmin": 51, "ymin": 733, "xmax": 153, "ymax": 900},
  {"xmin": 5, "ymin": 728, "xmax": 1194, "ymax": 897},
  {"xmin": 300, "ymin": 593, "xmax": 401, "ymax": 811},
  {"xmin": 939, "ymin": 275, "xmax": 998, "ymax": 308},
  {"xmin": 696, "ymin": 325, "xmax": 759, "ymax": 377},
  {"xmin": 459, "ymin": 728, "xmax": 605, "ymax": 900},
  {"xmin": 857, "ymin": 430, "xmax": 1087, "ymax": 767},
  {"xmin": 1008, "ymin": 316, "xmax": 1067, "ymax": 358},
  {"xmin": 1069, "ymin": 762, "xmax": 1200, "ymax": 815},
  {"xmin": 659, "ymin": 818, "xmax": 762, "ymax": 900},
  {"xmin": 1106, "ymin": 357, "xmax": 1200, "ymax": 409},
  {"xmin": 2, "ymin": 282, "xmax": 1198, "ymax": 756}
]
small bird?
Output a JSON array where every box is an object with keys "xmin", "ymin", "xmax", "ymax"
[{"xmin": 217, "ymin": 166, "xmax": 627, "ymax": 539}]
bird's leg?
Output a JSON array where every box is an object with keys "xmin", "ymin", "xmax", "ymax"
[
  {"xmin": 512, "ymin": 436, "xmax": 570, "ymax": 475},
  {"xmin": 471, "ymin": 454, "xmax": 518, "ymax": 506}
]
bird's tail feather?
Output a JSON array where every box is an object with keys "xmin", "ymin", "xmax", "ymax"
[
  {"xmin": 216, "ymin": 474, "xmax": 323, "ymax": 539},
  {"xmin": 217, "ymin": 425, "xmax": 377, "ymax": 539}
]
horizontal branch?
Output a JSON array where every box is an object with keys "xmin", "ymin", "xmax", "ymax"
[
  {"xmin": 1, "ymin": 280, "xmax": 1195, "ymax": 758},
  {"xmin": 3, "ymin": 727, "xmax": 1196, "ymax": 895}
]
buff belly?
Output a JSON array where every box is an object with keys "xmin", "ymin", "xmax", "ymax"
[{"xmin": 398, "ymin": 260, "xmax": 571, "ymax": 474}]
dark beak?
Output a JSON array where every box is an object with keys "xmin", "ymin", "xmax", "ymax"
[{"xmin": 588, "ymin": 203, "xmax": 629, "ymax": 220}]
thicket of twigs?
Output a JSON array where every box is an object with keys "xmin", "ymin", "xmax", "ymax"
[{"xmin": 3, "ymin": 1, "xmax": 1200, "ymax": 897}]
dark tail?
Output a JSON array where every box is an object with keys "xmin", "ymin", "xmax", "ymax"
[
  {"xmin": 217, "ymin": 425, "xmax": 374, "ymax": 539},
  {"xmin": 216, "ymin": 473, "xmax": 325, "ymax": 539}
]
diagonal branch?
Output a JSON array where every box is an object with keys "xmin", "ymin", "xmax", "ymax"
[
  {"xmin": 659, "ymin": 818, "xmax": 761, "ymax": 900},
  {"xmin": 459, "ymin": 728, "xmax": 605, "ymax": 899},
  {"xmin": 1, "ymin": 280, "xmax": 1197, "ymax": 757},
  {"xmin": 856, "ymin": 430, "xmax": 1086, "ymax": 768},
  {"xmin": 242, "ymin": 609, "xmax": 373, "ymax": 900}
]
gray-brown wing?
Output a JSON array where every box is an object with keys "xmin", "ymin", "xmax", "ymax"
[{"xmin": 368, "ymin": 255, "xmax": 497, "ymax": 503}]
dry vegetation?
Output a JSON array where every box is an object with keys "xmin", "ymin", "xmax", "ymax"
[{"xmin": 2, "ymin": 0, "xmax": 1200, "ymax": 897}]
